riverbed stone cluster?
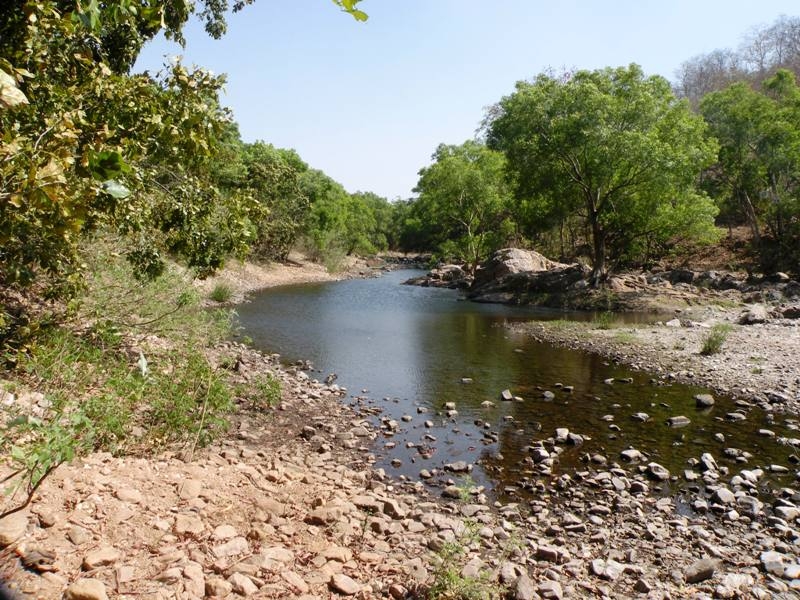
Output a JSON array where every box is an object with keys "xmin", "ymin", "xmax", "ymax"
[{"xmin": 1, "ymin": 340, "xmax": 799, "ymax": 599}]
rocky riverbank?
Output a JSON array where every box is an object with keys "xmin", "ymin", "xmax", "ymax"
[
  {"xmin": 3, "ymin": 337, "xmax": 800, "ymax": 599},
  {"xmin": 4, "ymin": 255, "xmax": 800, "ymax": 599},
  {"xmin": 515, "ymin": 303, "xmax": 800, "ymax": 415},
  {"xmin": 404, "ymin": 248, "xmax": 800, "ymax": 313}
]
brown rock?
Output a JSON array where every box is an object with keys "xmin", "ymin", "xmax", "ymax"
[
  {"xmin": 330, "ymin": 573, "xmax": 361, "ymax": 595},
  {"xmin": 82, "ymin": 547, "xmax": 121, "ymax": 570},
  {"xmin": 205, "ymin": 577, "xmax": 233, "ymax": 597},
  {"xmin": 0, "ymin": 512, "xmax": 28, "ymax": 547},
  {"xmin": 212, "ymin": 536, "xmax": 249, "ymax": 558},
  {"xmin": 64, "ymin": 578, "xmax": 109, "ymax": 600},
  {"xmin": 228, "ymin": 572, "xmax": 259, "ymax": 595},
  {"xmin": 282, "ymin": 570, "xmax": 310, "ymax": 593},
  {"xmin": 178, "ymin": 479, "xmax": 203, "ymax": 500},
  {"xmin": 174, "ymin": 514, "xmax": 205, "ymax": 536}
]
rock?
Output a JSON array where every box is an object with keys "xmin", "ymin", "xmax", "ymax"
[
  {"xmin": 442, "ymin": 486, "xmax": 462, "ymax": 499},
  {"xmin": 64, "ymin": 578, "xmax": 109, "ymax": 600},
  {"xmin": 684, "ymin": 558, "xmax": 718, "ymax": 583},
  {"xmin": 536, "ymin": 545, "xmax": 569, "ymax": 564},
  {"xmin": 538, "ymin": 580, "xmax": 563, "ymax": 600},
  {"xmin": 515, "ymin": 573, "xmax": 536, "ymax": 600},
  {"xmin": 695, "ymin": 393, "xmax": 715, "ymax": 408},
  {"xmin": 472, "ymin": 248, "xmax": 568, "ymax": 288},
  {"xmin": 212, "ymin": 524, "xmax": 238, "ymax": 541},
  {"xmin": 634, "ymin": 579, "xmax": 652, "ymax": 593},
  {"xmin": 228, "ymin": 572, "xmax": 259, "ymax": 595},
  {"xmin": 0, "ymin": 512, "xmax": 28, "ymax": 547},
  {"xmin": 330, "ymin": 573, "xmax": 361, "ymax": 595},
  {"xmin": 282, "ymin": 571, "xmax": 310, "ymax": 593},
  {"xmin": 157, "ymin": 568, "xmax": 182, "ymax": 584},
  {"xmin": 554, "ymin": 428, "xmax": 569, "ymax": 443},
  {"xmin": 740, "ymin": 305, "xmax": 768, "ymax": 324},
  {"xmin": 591, "ymin": 558, "xmax": 624, "ymax": 581},
  {"xmin": 212, "ymin": 536, "xmax": 249, "ymax": 558},
  {"xmin": 700, "ymin": 452, "xmax": 719, "ymax": 472},
  {"xmin": 620, "ymin": 448, "xmax": 644, "ymax": 462},
  {"xmin": 542, "ymin": 390, "xmax": 555, "ymax": 400},
  {"xmin": 178, "ymin": 479, "xmax": 203, "ymax": 500},
  {"xmin": 319, "ymin": 545, "xmax": 351, "ymax": 564},
  {"xmin": 67, "ymin": 526, "xmax": 92, "ymax": 546},
  {"xmin": 712, "ymin": 487, "xmax": 735, "ymax": 505},
  {"xmin": 174, "ymin": 514, "xmax": 205, "ymax": 536},
  {"xmin": 631, "ymin": 412, "xmax": 650, "ymax": 422},
  {"xmin": 114, "ymin": 487, "xmax": 143, "ymax": 504},
  {"xmin": 665, "ymin": 318, "xmax": 682, "ymax": 327},
  {"xmin": 500, "ymin": 389, "xmax": 514, "ymax": 401},
  {"xmin": 444, "ymin": 461, "xmax": 472, "ymax": 473},
  {"xmin": 761, "ymin": 551, "xmax": 787, "ymax": 576},
  {"xmin": 383, "ymin": 498, "xmax": 407, "ymax": 519},
  {"xmin": 646, "ymin": 462, "xmax": 670, "ymax": 481},
  {"xmin": 668, "ymin": 415, "xmax": 691, "ymax": 427},
  {"xmin": 206, "ymin": 577, "xmax": 233, "ymax": 597},
  {"xmin": 182, "ymin": 562, "xmax": 205, "ymax": 597},
  {"xmin": 82, "ymin": 547, "xmax": 120, "ymax": 570}
]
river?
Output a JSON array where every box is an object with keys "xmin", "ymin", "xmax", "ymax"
[{"xmin": 236, "ymin": 269, "xmax": 794, "ymax": 502}]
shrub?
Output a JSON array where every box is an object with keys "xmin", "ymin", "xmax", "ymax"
[
  {"xmin": 210, "ymin": 283, "xmax": 234, "ymax": 303},
  {"xmin": 700, "ymin": 323, "xmax": 733, "ymax": 355}
]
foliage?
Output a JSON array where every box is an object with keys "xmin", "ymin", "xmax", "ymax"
[
  {"xmin": 412, "ymin": 141, "xmax": 512, "ymax": 271},
  {"xmin": 236, "ymin": 372, "xmax": 282, "ymax": 410},
  {"xmin": 239, "ymin": 142, "xmax": 310, "ymax": 261},
  {"xmin": 425, "ymin": 523, "xmax": 506, "ymax": 600},
  {"xmin": 701, "ymin": 70, "xmax": 800, "ymax": 272},
  {"xmin": 210, "ymin": 283, "xmax": 234, "ymax": 303},
  {"xmin": 486, "ymin": 64, "xmax": 720, "ymax": 282},
  {"xmin": 1, "ymin": 241, "xmax": 236, "ymax": 515},
  {"xmin": 700, "ymin": 323, "xmax": 733, "ymax": 355}
]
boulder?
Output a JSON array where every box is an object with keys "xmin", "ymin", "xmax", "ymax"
[
  {"xmin": 467, "ymin": 248, "xmax": 589, "ymax": 304},
  {"xmin": 472, "ymin": 248, "xmax": 567, "ymax": 288}
]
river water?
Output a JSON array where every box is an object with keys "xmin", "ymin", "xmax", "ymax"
[{"xmin": 237, "ymin": 269, "xmax": 796, "ymax": 500}]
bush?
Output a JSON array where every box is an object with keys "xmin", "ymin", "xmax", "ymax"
[
  {"xmin": 700, "ymin": 323, "xmax": 733, "ymax": 355},
  {"xmin": 209, "ymin": 283, "xmax": 234, "ymax": 303}
]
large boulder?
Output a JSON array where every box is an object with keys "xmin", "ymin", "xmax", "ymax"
[
  {"xmin": 471, "ymin": 249, "xmax": 567, "ymax": 289},
  {"xmin": 468, "ymin": 249, "xmax": 589, "ymax": 304}
]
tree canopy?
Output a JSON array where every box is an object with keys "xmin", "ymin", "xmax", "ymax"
[
  {"xmin": 412, "ymin": 141, "xmax": 512, "ymax": 270},
  {"xmin": 485, "ymin": 64, "xmax": 720, "ymax": 282}
]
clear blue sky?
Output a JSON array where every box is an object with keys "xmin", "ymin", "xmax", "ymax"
[{"xmin": 135, "ymin": 1, "xmax": 798, "ymax": 200}]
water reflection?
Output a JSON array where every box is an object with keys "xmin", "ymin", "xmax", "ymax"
[{"xmin": 237, "ymin": 270, "xmax": 795, "ymax": 499}]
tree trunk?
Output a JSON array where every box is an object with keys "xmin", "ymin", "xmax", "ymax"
[
  {"xmin": 741, "ymin": 191, "xmax": 761, "ymax": 245},
  {"xmin": 591, "ymin": 220, "xmax": 607, "ymax": 287}
]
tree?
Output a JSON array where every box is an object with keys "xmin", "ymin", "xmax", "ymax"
[
  {"xmin": 0, "ymin": 0, "xmax": 368, "ymax": 297},
  {"xmin": 701, "ymin": 70, "xmax": 800, "ymax": 270},
  {"xmin": 486, "ymin": 64, "xmax": 719, "ymax": 283},
  {"xmin": 413, "ymin": 141, "xmax": 512, "ymax": 271},
  {"xmin": 241, "ymin": 142, "xmax": 309, "ymax": 261}
]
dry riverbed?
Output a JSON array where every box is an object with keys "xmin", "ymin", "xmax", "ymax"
[{"xmin": 3, "ymin": 263, "xmax": 800, "ymax": 598}]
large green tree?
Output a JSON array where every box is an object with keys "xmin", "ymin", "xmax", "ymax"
[
  {"xmin": 413, "ymin": 141, "xmax": 512, "ymax": 271},
  {"xmin": 486, "ymin": 64, "xmax": 719, "ymax": 283},
  {"xmin": 701, "ymin": 69, "xmax": 800, "ymax": 269}
]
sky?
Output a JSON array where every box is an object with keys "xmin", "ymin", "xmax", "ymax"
[{"xmin": 135, "ymin": 1, "xmax": 799, "ymax": 201}]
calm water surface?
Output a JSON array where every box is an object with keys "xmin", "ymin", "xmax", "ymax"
[{"xmin": 237, "ymin": 270, "xmax": 796, "ymax": 500}]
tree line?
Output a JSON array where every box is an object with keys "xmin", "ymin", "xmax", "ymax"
[{"xmin": 399, "ymin": 15, "xmax": 800, "ymax": 281}]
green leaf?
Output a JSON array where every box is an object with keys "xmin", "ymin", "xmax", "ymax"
[
  {"xmin": 89, "ymin": 150, "xmax": 129, "ymax": 180},
  {"xmin": 101, "ymin": 180, "xmax": 132, "ymax": 199}
]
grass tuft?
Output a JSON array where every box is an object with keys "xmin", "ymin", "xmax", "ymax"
[
  {"xmin": 700, "ymin": 323, "xmax": 733, "ymax": 356},
  {"xmin": 209, "ymin": 283, "xmax": 234, "ymax": 303}
]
